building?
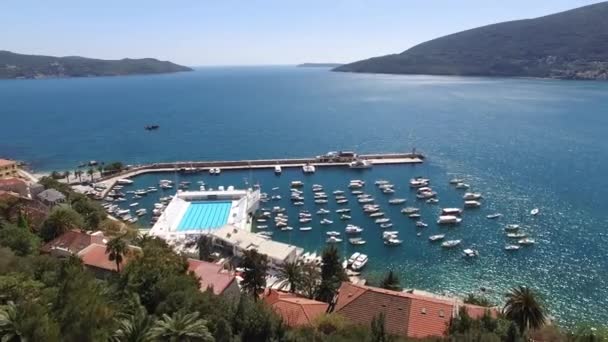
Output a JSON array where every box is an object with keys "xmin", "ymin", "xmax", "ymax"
[
  {"xmin": 77, "ymin": 243, "xmax": 141, "ymax": 279},
  {"xmin": 263, "ymin": 290, "xmax": 329, "ymax": 327},
  {"xmin": 0, "ymin": 159, "xmax": 18, "ymax": 178},
  {"xmin": 40, "ymin": 229, "xmax": 106, "ymax": 257},
  {"xmin": 315, "ymin": 151, "xmax": 358, "ymax": 163},
  {"xmin": 211, "ymin": 225, "xmax": 301, "ymax": 267},
  {"xmin": 37, "ymin": 188, "xmax": 66, "ymax": 206},
  {"xmin": 0, "ymin": 177, "xmax": 28, "ymax": 197},
  {"xmin": 187, "ymin": 258, "xmax": 240, "ymax": 298},
  {"xmin": 334, "ymin": 282, "xmax": 497, "ymax": 339}
]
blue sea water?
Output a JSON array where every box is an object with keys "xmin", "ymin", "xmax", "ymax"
[{"xmin": 1, "ymin": 67, "xmax": 608, "ymax": 326}]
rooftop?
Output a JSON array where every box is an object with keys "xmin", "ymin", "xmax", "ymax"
[
  {"xmin": 77, "ymin": 243, "xmax": 140, "ymax": 272},
  {"xmin": 0, "ymin": 177, "xmax": 26, "ymax": 186},
  {"xmin": 40, "ymin": 229, "xmax": 105, "ymax": 254},
  {"xmin": 212, "ymin": 225, "xmax": 299, "ymax": 263},
  {"xmin": 0, "ymin": 159, "xmax": 16, "ymax": 168},
  {"xmin": 187, "ymin": 258, "xmax": 237, "ymax": 295},
  {"xmin": 263, "ymin": 290, "xmax": 329, "ymax": 327},
  {"xmin": 37, "ymin": 188, "xmax": 66, "ymax": 203}
]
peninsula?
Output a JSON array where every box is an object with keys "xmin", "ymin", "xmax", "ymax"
[
  {"xmin": 335, "ymin": 2, "xmax": 608, "ymax": 80},
  {"xmin": 0, "ymin": 50, "xmax": 192, "ymax": 79}
]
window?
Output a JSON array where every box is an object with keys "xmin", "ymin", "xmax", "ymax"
[
  {"xmin": 439, "ymin": 309, "xmax": 445, "ymax": 318},
  {"xmin": 421, "ymin": 308, "xmax": 426, "ymax": 314}
]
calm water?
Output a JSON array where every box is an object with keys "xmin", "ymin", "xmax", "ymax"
[{"xmin": 2, "ymin": 67, "xmax": 608, "ymax": 326}]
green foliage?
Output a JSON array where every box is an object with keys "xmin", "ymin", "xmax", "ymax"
[
  {"xmin": 464, "ymin": 293, "xmax": 493, "ymax": 307},
  {"xmin": 317, "ymin": 245, "xmax": 347, "ymax": 304},
  {"xmin": 40, "ymin": 206, "xmax": 84, "ymax": 241},
  {"xmin": 106, "ymin": 235, "xmax": 129, "ymax": 273},
  {"xmin": 71, "ymin": 193, "xmax": 107, "ymax": 229},
  {"xmin": 276, "ymin": 260, "xmax": 303, "ymax": 293},
  {"xmin": 231, "ymin": 294, "xmax": 283, "ymax": 342},
  {"xmin": 0, "ymin": 223, "xmax": 40, "ymax": 256},
  {"xmin": 371, "ymin": 312, "xmax": 390, "ymax": 342},
  {"xmin": 379, "ymin": 270, "xmax": 401, "ymax": 292},
  {"xmin": 148, "ymin": 311, "xmax": 214, "ymax": 342},
  {"xmin": 110, "ymin": 295, "xmax": 155, "ymax": 342},
  {"xmin": 300, "ymin": 263, "xmax": 321, "ymax": 299},
  {"xmin": 504, "ymin": 286, "xmax": 547, "ymax": 335},
  {"xmin": 240, "ymin": 249, "xmax": 269, "ymax": 300},
  {"xmin": 196, "ymin": 235, "xmax": 214, "ymax": 261},
  {"xmin": 38, "ymin": 176, "xmax": 71, "ymax": 195},
  {"xmin": 213, "ymin": 318, "xmax": 233, "ymax": 342},
  {"xmin": 105, "ymin": 162, "xmax": 126, "ymax": 174}
]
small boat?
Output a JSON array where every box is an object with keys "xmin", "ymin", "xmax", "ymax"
[
  {"xmin": 379, "ymin": 223, "xmax": 393, "ymax": 229},
  {"xmin": 117, "ymin": 178, "xmax": 134, "ymax": 185},
  {"xmin": 293, "ymin": 202, "xmax": 304, "ymax": 206},
  {"xmin": 384, "ymin": 238, "xmax": 403, "ymax": 246},
  {"xmin": 117, "ymin": 209, "xmax": 130, "ymax": 215},
  {"xmin": 408, "ymin": 213, "xmax": 421, "ymax": 219},
  {"xmin": 349, "ymin": 159, "xmax": 373, "ymax": 169},
  {"xmin": 507, "ymin": 232, "xmax": 527, "ymax": 239},
  {"xmin": 281, "ymin": 226, "xmax": 294, "ymax": 231},
  {"xmin": 326, "ymin": 231, "xmax": 341, "ymax": 236},
  {"xmin": 351, "ymin": 254, "xmax": 368, "ymax": 271},
  {"xmin": 486, "ymin": 213, "xmax": 502, "ymax": 219},
  {"xmin": 388, "ymin": 198, "xmax": 407, "ymax": 205},
  {"xmin": 144, "ymin": 125, "xmax": 160, "ymax": 131},
  {"xmin": 115, "ymin": 198, "xmax": 127, "ymax": 202},
  {"xmin": 351, "ymin": 190, "xmax": 363, "ymax": 195},
  {"xmin": 272, "ymin": 187, "xmax": 280, "ymax": 191},
  {"xmin": 463, "ymin": 192, "xmax": 482, "ymax": 200},
  {"xmin": 320, "ymin": 218, "xmax": 333, "ymax": 225},
  {"xmin": 299, "ymin": 218, "xmax": 312, "ymax": 223},
  {"xmin": 375, "ymin": 180, "xmax": 390, "ymax": 185},
  {"xmin": 358, "ymin": 198, "xmax": 374, "ymax": 204},
  {"xmin": 274, "ymin": 165, "xmax": 282, "ymax": 175},
  {"xmin": 455, "ymin": 183, "xmax": 470, "ymax": 190},
  {"xmin": 426, "ymin": 198, "xmax": 439, "ymax": 204},
  {"xmin": 449, "ymin": 178, "xmax": 464, "ymax": 185},
  {"xmin": 382, "ymin": 188, "xmax": 395, "ymax": 194},
  {"xmin": 349, "ymin": 238, "xmax": 366, "ymax": 245},
  {"xmin": 530, "ymin": 208, "xmax": 540, "ymax": 216},
  {"xmin": 504, "ymin": 224, "xmax": 520, "ymax": 232},
  {"xmin": 133, "ymin": 195, "xmax": 142, "ymax": 199},
  {"xmin": 134, "ymin": 190, "xmax": 148, "ymax": 196},
  {"xmin": 416, "ymin": 191, "xmax": 436, "ymax": 199},
  {"xmin": 326, "ymin": 236, "xmax": 343, "ymax": 243},
  {"xmin": 416, "ymin": 221, "xmax": 428, "ymax": 228},
  {"xmin": 437, "ymin": 215, "xmax": 462, "ymax": 225},
  {"xmin": 302, "ymin": 163, "xmax": 316, "ymax": 173},
  {"xmin": 464, "ymin": 200, "xmax": 482, "ymax": 208},
  {"xmin": 129, "ymin": 202, "xmax": 139, "ymax": 207},
  {"xmin": 290, "ymin": 181, "xmax": 304, "ymax": 188},
  {"xmin": 401, "ymin": 207, "xmax": 420, "ymax": 214},
  {"xmin": 336, "ymin": 208, "xmax": 351, "ymax": 213},
  {"xmin": 340, "ymin": 214, "xmax": 351, "ymax": 220},
  {"xmin": 333, "ymin": 190, "xmax": 345, "ymax": 195},
  {"xmin": 409, "ymin": 177, "xmax": 430, "ymax": 188},
  {"xmin": 257, "ymin": 225, "xmax": 268, "ymax": 229},
  {"xmin": 428, "ymin": 234, "xmax": 445, "ymax": 242},
  {"xmin": 518, "ymin": 238, "xmax": 536, "ymax": 245},
  {"xmin": 337, "ymin": 199, "xmax": 349, "ymax": 204},
  {"xmin": 442, "ymin": 208, "xmax": 462, "ymax": 216},
  {"xmin": 314, "ymin": 199, "xmax": 328, "ymax": 204},
  {"xmin": 441, "ymin": 240, "xmax": 462, "ymax": 248},
  {"xmin": 345, "ymin": 225, "xmax": 363, "ymax": 234},
  {"xmin": 375, "ymin": 218, "xmax": 391, "ymax": 224},
  {"xmin": 505, "ymin": 244, "xmax": 521, "ymax": 251},
  {"xmin": 271, "ymin": 195, "xmax": 282, "ymax": 201},
  {"xmin": 369, "ymin": 212, "xmax": 384, "ymax": 218},
  {"xmin": 299, "ymin": 226, "xmax": 312, "ymax": 231},
  {"xmin": 316, "ymin": 208, "xmax": 330, "ymax": 215},
  {"xmin": 347, "ymin": 252, "xmax": 361, "ymax": 266},
  {"xmin": 256, "ymin": 218, "xmax": 267, "ymax": 223},
  {"xmin": 135, "ymin": 209, "xmax": 147, "ymax": 216},
  {"xmin": 258, "ymin": 231, "xmax": 273, "ymax": 237},
  {"xmin": 463, "ymin": 248, "xmax": 479, "ymax": 258}
]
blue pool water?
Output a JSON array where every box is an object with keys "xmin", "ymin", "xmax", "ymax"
[
  {"xmin": 1, "ymin": 67, "xmax": 607, "ymax": 327},
  {"xmin": 177, "ymin": 201, "xmax": 232, "ymax": 231}
]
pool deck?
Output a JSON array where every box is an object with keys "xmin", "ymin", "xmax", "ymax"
[{"xmin": 95, "ymin": 152, "xmax": 424, "ymax": 197}]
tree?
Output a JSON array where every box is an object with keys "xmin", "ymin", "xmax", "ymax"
[
  {"xmin": 75, "ymin": 170, "xmax": 83, "ymax": 183},
  {"xmin": 371, "ymin": 312, "xmax": 389, "ymax": 342},
  {"xmin": 16, "ymin": 212, "xmax": 28, "ymax": 231},
  {"xmin": 106, "ymin": 235, "xmax": 129, "ymax": 273},
  {"xmin": 41, "ymin": 207, "xmax": 84, "ymax": 241},
  {"xmin": 316, "ymin": 245, "xmax": 347, "ymax": 304},
  {"xmin": 0, "ymin": 302, "xmax": 23, "ymax": 342},
  {"xmin": 213, "ymin": 318, "xmax": 232, "ymax": 342},
  {"xmin": 87, "ymin": 168, "xmax": 95, "ymax": 181},
  {"xmin": 505, "ymin": 322, "xmax": 522, "ymax": 342},
  {"xmin": 464, "ymin": 293, "xmax": 493, "ymax": 307},
  {"xmin": 503, "ymin": 286, "xmax": 546, "ymax": 335},
  {"xmin": 379, "ymin": 270, "xmax": 401, "ymax": 292},
  {"xmin": 64, "ymin": 171, "xmax": 71, "ymax": 182},
  {"xmin": 299, "ymin": 263, "xmax": 321, "ymax": 299},
  {"xmin": 196, "ymin": 235, "xmax": 213, "ymax": 261},
  {"xmin": 275, "ymin": 261, "xmax": 302, "ymax": 293},
  {"xmin": 0, "ymin": 223, "xmax": 40, "ymax": 256},
  {"xmin": 111, "ymin": 296, "xmax": 154, "ymax": 342},
  {"xmin": 71, "ymin": 194, "xmax": 107, "ymax": 229},
  {"xmin": 240, "ymin": 249, "xmax": 268, "ymax": 301},
  {"xmin": 147, "ymin": 311, "xmax": 214, "ymax": 342}
]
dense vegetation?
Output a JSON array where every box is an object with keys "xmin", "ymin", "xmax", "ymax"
[
  {"xmin": 335, "ymin": 2, "xmax": 608, "ymax": 80},
  {"xmin": 0, "ymin": 51, "xmax": 192, "ymax": 79}
]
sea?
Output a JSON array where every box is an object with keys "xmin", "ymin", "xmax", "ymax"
[{"xmin": 1, "ymin": 67, "xmax": 607, "ymax": 327}]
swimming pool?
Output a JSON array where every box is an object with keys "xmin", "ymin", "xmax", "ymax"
[{"xmin": 177, "ymin": 201, "xmax": 232, "ymax": 231}]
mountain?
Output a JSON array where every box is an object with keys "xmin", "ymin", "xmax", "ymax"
[
  {"xmin": 0, "ymin": 51, "xmax": 192, "ymax": 79},
  {"xmin": 335, "ymin": 2, "xmax": 608, "ymax": 80},
  {"xmin": 297, "ymin": 63, "xmax": 343, "ymax": 68}
]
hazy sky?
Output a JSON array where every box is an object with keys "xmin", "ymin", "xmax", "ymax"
[{"xmin": 0, "ymin": 0, "xmax": 601, "ymax": 66}]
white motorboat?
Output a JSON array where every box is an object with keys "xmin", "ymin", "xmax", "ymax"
[
  {"xmin": 348, "ymin": 180, "xmax": 365, "ymax": 189},
  {"xmin": 290, "ymin": 181, "xmax": 304, "ymax": 188},
  {"xmin": 455, "ymin": 183, "xmax": 470, "ymax": 189},
  {"xmin": 463, "ymin": 248, "xmax": 479, "ymax": 258},
  {"xmin": 382, "ymin": 188, "xmax": 395, "ymax": 194},
  {"xmin": 293, "ymin": 202, "xmax": 304, "ymax": 206},
  {"xmin": 504, "ymin": 224, "xmax": 520, "ymax": 232},
  {"xmin": 336, "ymin": 208, "xmax": 351, "ymax": 213},
  {"xmin": 505, "ymin": 244, "xmax": 521, "ymax": 251},
  {"xmin": 135, "ymin": 208, "xmax": 147, "ymax": 216},
  {"xmin": 463, "ymin": 192, "xmax": 482, "ymax": 200},
  {"xmin": 257, "ymin": 225, "xmax": 268, "ymax": 229},
  {"xmin": 358, "ymin": 198, "xmax": 374, "ymax": 204},
  {"xmin": 441, "ymin": 240, "xmax": 462, "ymax": 248},
  {"xmin": 375, "ymin": 218, "xmax": 391, "ymax": 224},
  {"xmin": 379, "ymin": 223, "xmax": 393, "ymax": 229},
  {"xmin": 401, "ymin": 207, "xmax": 420, "ymax": 214},
  {"xmin": 375, "ymin": 180, "xmax": 390, "ymax": 185},
  {"xmin": 281, "ymin": 226, "xmax": 294, "ymax": 231},
  {"xmin": 349, "ymin": 238, "xmax": 366, "ymax": 245},
  {"xmin": 160, "ymin": 183, "xmax": 173, "ymax": 189},
  {"xmin": 369, "ymin": 212, "xmax": 384, "ymax": 218},
  {"xmin": 316, "ymin": 208, "xmax": 330, "ymax": 215},
  {"xmin": 449, "ymin": 178, "xmax": 464, "ymax": 185},
  {"xmin": 326, "ymin": 236, "xmax": 342, "ymax": 243},
  {"xmin": 416, "ymin": 191, "xmax": 437, "ymax": 199},
  {"xmin": 340, "ymin": 214, "xmax": 351, "ymax": 220},
  {"xmin": 409, "ymin": 177, "xmax": 430, "ymax": 188},
  {"xmin": 117, "ymin": 209, "xmax": 130, "ymax": 215},
  {"xmin": 384, "ymin": 238, "xmax": 403, "ymax": 246},
  {"xmin": 337, "ymin": 199, "xmax": 349, "ymax": 204},
  {"xmin": 315, "ymin": 199, "xmax": 328, "ymax": 204},
  {"xmin": 274, "ymin": 165, "xmax": 282, "ymax": 174},
  {"xmin": 437, "ymin": 215, "xmax": 462, "ymax": 225},
  {"xmin": 388, "ymin": 198, "xmax": 407, "ymax": 205},
  {"xmin": 351, "ymin": 254, "xmax": 368, "ymax": 271},
  {"xmin": 117, "ymin": 178, "xmax": 134, "ymax": 185},
  {"xmin": 351, "ymin": 190, "xmax": 363, "ymax": 195},
  {"xmin": 426, "ymin": 198, "xmax": 439, "ymax": 204},
  {"xmin": 299, "ymin": 226, "xmax": 312, "ymax": 231},
  {"xmin": 345, "ymin": 225, "xmax": 363, "ymax": 234},
  {"xmin": 134, "ymin": 190, "xmax": 148, "ymax": 196},
  {"xmin": 486, "ymin": 213, "xmax": 502, "ymax": 219},
  {"xmin": 320, "ymin": 218, "xmax": 333, "ymax": 225},
  {"xmin": 333, "ymin": 190, "xmax": 345, "ymax": 195},
  {"xmin": 530, "ymin": 208, "xmax": 540, "ymax": 216},
  {"xmin": 518, "ymin": 238, "xmax": 536, "ymax": 245},
  {"xmin": 347, "ymin": 252, "xmax": 361, "ymax": 265},
  {"xmin": 349, "ymin": 159, "xmax": 373, "ymax": 169},
  {"xmin": 428, "ymin": 234, "xmax": 445, "ymax": 242},
  {"xmin": 302, "ymin": 163, "xmax": 316, "ymax": 173},
  {"xmin": 129, "ymin": 202, "xmax": 139, "ymax": 207},
  {"xmin": 299, "ymin": 218, "xmax": 312, "ymax": 223},
  {"xmin": 464, "ymin": 200, "xmax": 482, "ymax": 208},
  {"xmin": 507, "ymin": 232, "xmax": 527, "ymax": 239},
  {"xmin": 271, "ymin": 195, "xmax": 282, "ymax": 201},
  {"xmin": 408, "ymin": 213, "xmax": 421, "ymax": 219},
  {"xmin": 416, "ymin": 221, "xmax": 428, "ymax": 228},
  {"xmin": 326, "ymin": 231, "xmax": 341, "ymax": 236},
  {"xmin": 441, "ymin": 208, "xmax": 462, "ymax": 216}
]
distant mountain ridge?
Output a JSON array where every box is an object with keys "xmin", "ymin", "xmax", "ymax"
[
  {"xmin": 0, "ymin": 51, "xmax": 192, "ymax": 79},
  {"xmin": 335, "ymin": 2, "xmax": 608, "ymax": 80}
]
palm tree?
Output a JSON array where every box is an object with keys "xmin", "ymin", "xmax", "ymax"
[
  {"xmin": 87, "ymin": 168, "xmax": 95, "ymax": 181},
  {"xmin": 147, "ymin": 311, "xmax": 213, "ymax": 342},
  {"xmin": 504, "ymin": 286, "xmax": 546, "ymax": 335},
  {"xmin": 106, "ymin": 235, "xmax": 129, "ymax": 273},
  {"xmin": 0, "ymin": 302, "xmax": 23, "ymax": 342},
  {"xmin": 75, "ymin": 170, "xmax": 83, "ymax": 183},
  {"xmin": 379, "ymin": 270, "xmax": 401, "ymax": 291},
  {"xmin": 275, "ymin": 261, "xmax": 302, "ymax": 293},
  {"xmin": 111, "ymin": 298, "xmax": 154, "ymax": 342},
  {"xmin": 97, "ymin": 165, "xmax": 104, "ymax": 177},
  {"xmin": 240, "ymin": 249, "xmax": 269, "ymax": 301},
  {"xmin": 64, "ymin": 170, "xmax": 71, "ymax": 182}
]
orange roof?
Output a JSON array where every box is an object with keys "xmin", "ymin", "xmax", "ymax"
[
  {"xmin": 0, "ymin": 159, "xmax": 16, "ymax": 167},
  {"xmin": 334, "ymin": 282, "xmax": 497, "ymax": 338},
  {"xmin": 40, "ymin": 229, "xmax": 105, "ymax": 254},
  {"xmin": 0, "ymin": 177, "xmax": 25, "ymax": 186},
  {"xmin": 78, "ymin": 243, "xmax": 138, "ymax": 272},
  {"xmin": 187, "ymin": 259, "xmax": 237, "ymax": 295},
  {"xmin": 263, "ymin": 290, "xmax": 329, "ymax": 327}
]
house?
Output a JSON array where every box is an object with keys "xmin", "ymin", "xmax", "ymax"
[
  {"xmin": 77, "ymin": 243, "xmax": 141, "ymax": 279},
  {"xmin": 40, "ymin": 229, "xmax": 106, "ymax": 257},
  {"xmin": 263, "ymin": 290, "xmax": 329, "ymax": 327},
  {"xmin": 0, "ymin": 159, "xmax": 18, "ymax": 178},
  {"xmin": 0, "ymin": 177, "xmax": 28, "ymax": 197},
  {"xmin": 37, "ymin": 188, "xmax": 66, "ymax": 206},
  {"xmin": 334, "ymin": 282, "xmax": 497, "ymax": 339},
  {"xmin": 187, "ymin": 258, "xmax": 240, "ymax": 298}
]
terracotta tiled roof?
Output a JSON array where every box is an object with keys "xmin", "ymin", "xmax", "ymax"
[
  {"xmin": 40, "ymin": 229, "xmax": 105, "ymax": 254},
  {"xmin": 335, "ymin": 282, "xmax": 496, "ymax": 338},
  {"xmin": 78, "ymin": 243, "xmax": 139, "ymax": 272},
  {"xmin": 187, "ymin": 259, "xmax": 237, "ymax": 295},
  {"xmin": 263, "ymin": 290, "xmax": 329, "ymax": 327}
]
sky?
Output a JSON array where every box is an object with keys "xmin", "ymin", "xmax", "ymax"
[{"xmin": 0, "ymin": 0, "xmax": 602, "ymax": 66}]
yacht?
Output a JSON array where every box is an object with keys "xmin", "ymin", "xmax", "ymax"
[
  {"xmin": 337, "ymin": 199, "xmax": 349, "ymax": 204},
  {"xmin": 388, "ymin": 198, "xmax": 407, "ymax": 205},
  {"xmin": 401, "ymin": 207, "xmax": 420, "ymax": 214},
  {"xmin": 117, "ymin": 178, "xmax": 134, "ymax": 185},
  {"xmin": 375, "ymin": 180, "xmax": 390, "ymax": 186},
  {"xmin": 340, "ymin": 214, "xmax": 351, "ymax": 220},
  {"xmin": 314, "ymin": 199, "xmax": 328, "ymax": 204},
  {"xmin": 382, "ymin": 188, "xmax": 395, "ymax": 194},
  {"xmin": 441, "ymin": 240, "xmax": 462, "ymax": 248},
  {"xmin": 349, "ymin": 238, "xmax": 366, "ymax": 245},
  {"xmin": 326, "ymin": 236, "xmax": 343, "ymax": 243},
  {"xmin": 135, "ymin": 208, "xmax": 147, "ymax": 216},
  {"xmin": 271, "ymin": 195, "xmax": 282, "ymax": 201},
  {"xmin": 441, "ymin": 208, "xmax": 462, "ymax": 216},
  {"xmin": 463, "ymin": 192, "xmax": 482, "ymax": 200},
  {"xmin": 455, "ymin": 183, "xmax": 470, "ymax": 190},
  {"xmin": 437, "ymin": 215, "xmax": 462, "ymax": 225},
  {"xmin": 463, "ymin": 249, "xmax": 479, "ymax": 258},
  {"xmin": 336, "ymin": 208, "xmax": 351, "ymax": 213},
  {"xmin": 302, "ymin": 163, "xmax": 316, "ymax": 173},
  {"xmin": 416, "ymin": 221, "xmax": 428, "ymax": 228},
  {"xmin": 375, "ymin": 218, "xmax": 391, "ymax": 224},
  {"xmin": 290, "ymin": 181, "xmax": 304, "ymax": 188},
  {"xmin": 299, "ymin": 226, "xmax": 312, "ymax": 231},
  {"xmin": 326, "ymin": 231, "xmax": 341, "ymax": 236},
  {"xmin": 293, "ymin": 202, "xmax": 304, "ymax": 206},
  {"xmin": 345, "ymin": 225, "xmax": 363, "ymax": 234},
  {"xmin": 351, "ymin": 254, "xmax": 368, "ymax": 271},
  {"xmin": 257, "ymin": 225, "xmax": 268, "ymax": 230},
  {"xmin": 134, "ymin": 190, "xmax": 148, "ymax": 196},
  {"xmin": 464, "ymin": 200, "xmax": 482, "ymax": 208},
  {"xmin": 426, "ymin": 198, "xmax": 439, "ymax": 204},
  {"xmin": 505, "ymin": 244, "xmax": 521, "ymax": 251},
  {"xmin": 299, "ymin": 218, "xmax": 312, "ymax": 223},
  {"xmin": 316, "ymin": 208, "xmax": 330, "ymax": 215},
  {"xmin": 333, "ymin": 190, "xmax": 345, "ymax": 195},
  {"xmin": 530, "ymin": 208, "xmax": 540, "ymax": 216},
  {"xmin": 347, "ymin": 252, "xmax": 361, "ymax": 266},
  {"xmin": 449, "ymin": 178, "xmax": 464, "ymax": 185},
  {"xmin": 518, "ymin": 238, "xmax": 536, "ymax": 245},
  {"xmin": 281, "ymin": 226, "xmax": 294, "ymax": 231},
  {"xmin": 274, "ymin": 165, "xmax": 282, "ymax": 175},
  {"xmin": 379, "ymin": 223, "xmax": 393, "ymax": 229},
  {"xmin": 358, "ymin": 198, "xmax": 374, "ymax": 204},
  {"xmin": 320, "ymin": 218, "xmax": 333, "ymax": 225},
  {"xmin": 351, "ymin": 190, "xmax": 363, "ymax": 195},
  {"xmin": 428, "ymin": 234, "xmax": 445, "ymax": 242},
  {"xmin": 416, "ymin": 191, "xmax": 437, "ymax": 199},
  {"xmin": 349, "ymin": 159, "xmax": 373, "ymax": 169},
  {"xmin": 160, "ymin": 183, "xmax": 173, "ymax": 189},
  {"xmin": 507, "ymin": 232, "xmax": 527, "ymax": 239},
  {"xmin": 486, "ymin": 213, "xmax": 502, "ymax": 219},
  {"xmin": 505, "ymin": 224, "xmax": 520, "ymax": 232},
  {"xmin": 129, "ymin": 202, "xmax": 139, "ymax": 207},
  {"xmin": 408, "ymin": 213, "xmax": 421, "ymax": 219},
  {"xmin": 369, "ymin": 212, "xmax": 384, "ymax": 218},
  {"xmin": 409, "ymin": 177, "xmax": 430, "ymax": 188},
  {"xmin": 384, "ymin": 238, "xmax": 403, "ymax": 246},
  {"xmin": 117, "ymin": 209, "xmax": 130, "ymax": 215}
]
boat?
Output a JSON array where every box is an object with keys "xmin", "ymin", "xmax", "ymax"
[
  {"xmin": 257, "ymin": 225, "xmax": 268, "ymax": 229},
  {"xmin": 134, "ymin": 190, "xmax": 148, "ymax": 196},
  {"xmin": 437, "ymin": 215, "xmax": 462, "ymax": 225},
  {"xmin": 409, "ymin": 177, "xmax": 430, "ymax": 188},
  {"xmin": 369, "ymin": 212, "xmax": 384, "ymax": 218},
  {"xmin": 340, "ymin": 214, "xmax": 351, "ymax": 220},
  {"xmin": 351, "ymin": 190, "xmax": 363, "ymax": 195},
  {"xmin": 347, "ymin": 252, "xmax": 361, "ymax": 265},
  {"xmin": 144, "ymin": 124, "xmax": 160, "ymax": 131},
  {"xmin": 507, "ymin": 232, "xmax": 527, "ymax": 239},
  {"xmin": 274, "ymin": 165, "xmax": 282, "ymax": 175},
  {"xmin": 530, "ymin": 208, "xmax": 540, "ymax": 216},
  {"xmin": 117, "ymin": 178, "xmax": 134, "ymax": 185},
  {"xmin": 463, "ymin": 192, "xmax": 482, "ymax": 200},
  {"xmin": 349, "ymin": 159, "xmax": 373, "ymax": 169},
  {"xmin": 208, "ymin": 168, "xmax": 221, "ymax": 175},
  {"xmin": 382, "ymin": 188, "xmax": 395, "ymax": 194},
  {"xmin": 314, "ymin": 199, "xmax": 328, "ymax": 204},
  {"xmin": 375, "ymin": 180, "xmax": 390, "ymax": 185},
  {"xmin": 428, "ymin": 234, "xmax": 445, "ymax": 242},
  {"xmin": 271, "ymin": 195, "xmax": 282, "ymax": 201},
  {"xmin": 349, "ymin": 238, "xmax": 366, "ymax": 245},
  {"xmin": 299, "ymin": 226, "xmax": 312, "ymax": 231},
  {"xmin": 290, "ymin": 181, "xmax": 304, "ymax": 188},
  {"xmin": 426, "ymin": 198, "xmax": 439, "ymax": 204},
  {"xmin": 416, "ymin": 191, "xmax": 436, "ymax": 199},
  {"xmin": 441, "ymin": 208, "xmax": 462, "ymax": 216},
  {"xmin": 336, "ymin": 208, "xmax": 351, "ymax": 213},
  {"xmin": 326, "ymin": 231, "xmax": 341, "ymax": 236},
  {"xmin": 333, "ymin": 190, "xmax": 345, "ymax": 195},
  {"xmin": 464, "ymin": 200, "xmax": 482, "ymax": 208},
  {"xmin": 504, "ymin": 224, "xmax": 520, "ymax": 232},
  {"xmin": 455, "ymin": 183, "xmax": 470, "ymax": 189},
  {"xmin": 375, "ymin": 218, "xmax": 391, "ymax": 224},
  {"xmin": 486, "ymin": 213, "xmax": 502, "ymax": 219},
  {"xmin": 384, "ymin": 238, "xmax": 403, "ymax": 246},
  {"xmin": 348, "ymin": 180, "xmax": 365, "ymax": 189},
  {"xmin": 302, "ymin": 163, "xmax": 316, "ymax": 173},
  {"xmin": 463, "ymin": 249, "xmax": 479, "ymax": 258},
  {"xmin": 518, "ymin": 238, "xmax": 536, "ymax": 245},
  {"xmin": 117, "ymin": 209, "xmax": 130, "ymax": 215},
  {"xmin": 379, "ymin": 223, "xmax": 393, "ymax": 229},
  {"xmin": 293, "ymin": 202, "xmax": 304, "ymax": 206},
  {"xmin": 135, "ymin": 208, "xmax": 147, "ymax": 216},
  {"xmin": 358, "ymin": 198, "xmax": 374, "ymax": 204},
  {"xmin": 133, "ymin": 195, "xmax": 142, "ymax": 199},
  {"xmin": 351, "ymin": 254, "xmax": 368, "ymax": 271},
  {"xmin": 147, "ymin": 187, "xmax": 158, "ymax": 192},
  {"xmin": 449, "ymin": 178, "xmax": 464, "ymax": 185},
  {"xmin": 326, "ymin": 236, "xmax": 342, "ymax": 243},
  {"xmin": 160, "ymin": 183, "xmax": 173, "ymax": 189},
  {"xmin": 441, "ymin": 240, "xmax": 462, "ymax": 248},
  {"xmin": 320, "ymin": 218, "xmax": 333, "ymax": 225},
  {"xmin": 281, "ymin": 226, "xmax": 294, "ymax": 231},
  {"xmin": 316, "ymin": 208, "xmax": 330, "ymax": 215},
  {"xmin": 401, "ymin": 207, "xmax": 420, "ymax": 214},
  {"xmin": 504, "ymin": 244, "xmax": 521, "ymax": 251},
  {"xmin": 408, "ymin": 213, "xmax": 421, "ymax": 219},
  {"xmin": 299, "ymin": 218, "xmax": 312, "ymax": 223},
  {"xmin": 416, "ymin": 221, "xmax": 428, "ymax": 228},
  {"xmin": 388, "ymin": 198, "xmax": 407, "ymax": 205},
  {"xmin": 336, "ymin": 199, "xmax": 349, "ymax": 204},
  {"xmin": 129, "ymin": 202, "xmax": 139, "ymax": 207},
  {"xmin": 345, "ymin": 225, "xmax": 363, "ymax": 234}
]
